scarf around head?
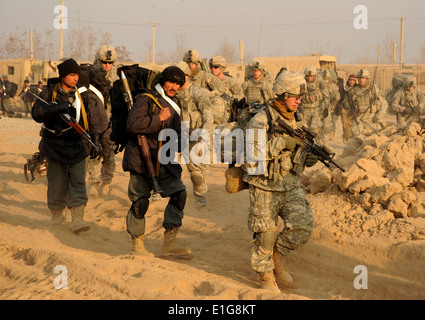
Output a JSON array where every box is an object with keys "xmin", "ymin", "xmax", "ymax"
[{"xmin": 270, "ymin": 99, "xmax": 295, "ymax": 120}]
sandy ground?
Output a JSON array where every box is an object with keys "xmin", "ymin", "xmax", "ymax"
[{"xmin": 1, "ymin": 115, "xmax": 425, "ymax": 301}]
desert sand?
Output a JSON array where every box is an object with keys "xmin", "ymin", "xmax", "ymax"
[{"xmin": 1, "ymin": 115, "xmax": 425, "ymax": 301}]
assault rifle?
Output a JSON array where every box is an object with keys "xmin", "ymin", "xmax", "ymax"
[
  {"xmin": 29, "ymin": 91, "xmax": 98, "ymax": 151},
  {"xmin": 24, "ymin": 152, "xmax": 47, "ymax": 182},
  {"xmin": 272, "ymin": 119, "xmax": 345, "ymax": 174},
  {"xmin": 120, "ymin": 71, "xmax": 163, "ymax": 195}
]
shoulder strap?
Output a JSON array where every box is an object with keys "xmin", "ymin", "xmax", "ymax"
[{"xmin": 142, "ymin": 92, "xmax": 163, "ymax": 110}]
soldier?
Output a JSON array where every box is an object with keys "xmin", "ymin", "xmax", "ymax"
[
  {"xmin": 1, "ymin": 75, "xmax": 13, "ymax": 117},
  {"xmin": 31, "ymin": 58, "xmax": 100, "ymax": 234},
  {"xmin": 89, "ymin": 45, "xmax": 117, "ymax": 196},
  {"xmin": 299, "ymin": 66, "xmax": 329, "ymax": 137},
  {"xmin": 182, "ymin": 49, "xmax": 223, "ymax": 94},
  {"xmin": 123, "ymin": 66, "xmax": 191, "ymax": 259},
  {"xmin": 174, "ymin": 61, "xmax": 214, "ymax": 207},
  {"xmin": 390, "ymin": 75, "xmax": 425, "ymax": 129},
  {"xmin": 321, "ymin": 69, "xmax": 340, "ymax": 142},
  {"xmin": 19, "ymin": 80, "xmax": 36, "ymax": 117},
  {"xmin": 243, "ymin": 71, "xmax": 319, "ymax": 292},
  {"xmin": 337, "ymin": 74, "xmax": 357, "ymax": 143},
  {"xmin": 242, "ymin": 60, "xmax": 274, "ymax": 105},
  {"xmin": 343, "ymin": 69, "xmax": 388, "ymax": 137}
]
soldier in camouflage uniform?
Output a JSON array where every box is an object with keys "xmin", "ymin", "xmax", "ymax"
[
  {"xmin": 183, "ymin": 49, "xmax": 223, "ymax": 94},
  {"xmin": 209, "ymin": 55, "xmax": 244, "ymax": 122},
  {"xmin": 390, "ymin": 75, "xmax": 425, "ymax": 129},
  {"xmin": 320, "ymin": 69, "xmax": 340, "ymax": 142},
  {"xmin": 88, "ymin": 45, "xmax": 118, "ymax": 196},
  {"xmin": 343, "ymin": 69, "xmax": 388, "ymax": 137},
  {"xmin": 243, "ymin": 71, "xmax": 319, "ymax": 292},
  {"xmin": 242, "ymin": 60, "xmax": 274, "ymax": 105},
  {"xmin": 174, "ymin": 61, "xmax": 214, "ymax": 207},
  {"xmin": 299, "ymin": 66, "xmax": 329, "ymax": 137}
]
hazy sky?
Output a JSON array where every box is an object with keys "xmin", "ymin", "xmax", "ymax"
[{"xmin": 1, "ymin": 0, "xmax": 425, "ymax": 64}]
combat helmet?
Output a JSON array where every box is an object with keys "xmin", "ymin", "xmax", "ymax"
[
  {"xmin": 209, "ymin": 55, "xmax": 227, "ymax": 70},
  {"xmin": 304, "ymin": 66, "xmax": 317, "ymax": 77},
  {"xmin": 251, "ymin": 60, "xmax": 266, "ymax": 73},
  {"xmin": 183, "ymin": 49, "xmax": 201, "ymax": 64},
  {"xmin": 95, "ymin": 45, "xmax": 117, "ymax": 63},
  {"xmin": 404, "ymin": 75, "xmax": 417, "ymax": 88},
  {"xmin": 173, "ymin": 60, "xmax": 191, "ymax": 76},
  {"xmin": 356, "ymin": 69, "xmax": 370, "ymax": 79},
  {"xmin": 273, "ymin": 71, "xmax": 306, "ymax": 97}
]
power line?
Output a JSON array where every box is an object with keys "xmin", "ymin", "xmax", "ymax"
[{"xmin": 67, "ymin": 17, "xmax": 409, "ymax": 28}]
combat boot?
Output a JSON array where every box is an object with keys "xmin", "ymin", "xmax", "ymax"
[
  {"xmin": 132, "ymin": 235, "xmax": 148, "ymax": 254},
  {"xmin": 258, "ymin": 271, "xmax": 281, "ymax": 293},
  {"xmin": 50, "ymin": 209, "xmax": 65, "ymax": 225},
  {"xmin": 161, "ymin": 227, "xmax": 192, "ymax": 259},
  {"xmin": 273, "ymin": 251, "xmax": 294, "ymax": 287},
  {"xmin": 100, "ymin": 182, "xmax": 111, "ymax": 196},
  {"xmin": 69, "ymin": 205, "xmax": 90, "ymax": 234}
]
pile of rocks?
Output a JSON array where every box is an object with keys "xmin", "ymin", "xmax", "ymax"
[{"xmin": 302, "ymin": 121, "xmax": 425, "ymax": 240}]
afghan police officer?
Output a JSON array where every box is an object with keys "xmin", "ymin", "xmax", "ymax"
[
  {"xmin": 32, "ymin": 58, "xmax": 100, "ymax": 234},
  {"xmin": 242, "ymin": 60, "xmax": 274, "ymax": 105},
  {"xmin": 89, "ymin": 45, "xmax": 117, "ymax": 196},
  {"xmin": 174, "ymin": 61, "xmax": 214, "ymax": 207},
  {"xmin": 390, "ymin": 75, "xmax": 425, "ymax": 129},
  {"xmin": 243, "ymin": 71, "xmax": 319, "ymax": 292},
  {"xmin": 123, "ymin": 66, "xmax": 191, "ymax": 259},
  {"xmin": 183, "ymin": 49, "xmax": 223, "ymax": 94},
  {"xmin": 343, "ymin": 69, "xmax": 388, "ymax": 137},
  {"xmin": 299, "ymin": 66, "xmax": 329, "ymax": 137}
]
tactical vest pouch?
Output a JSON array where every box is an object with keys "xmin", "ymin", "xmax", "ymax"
[{"xmin": 225, "ymin": 166, "xmax": 249, "ymax": 193}]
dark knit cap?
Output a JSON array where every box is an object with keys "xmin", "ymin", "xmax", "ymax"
[
  {"xmin": 161, "ymin": 66, "xmax": 185, "ymax": 86},
  {"xmin": 58, "ymin": 58, "xmax": 80, "ymax": 78}
]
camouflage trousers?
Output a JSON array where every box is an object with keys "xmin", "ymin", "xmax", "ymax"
[
  {"xmin": 301, "ymin": 106, "xmax": 322, "ymax": 135},
  {"xmin": 350, "ymin": 114, "xmax": 376, "ymax": 137},
  {"xmin": 248, "ymin": 185, "xmax": 313, "ymax": 273},
  {"xmin": 86, "ymin": 144, "xmax": 115, "ymax": 184}
]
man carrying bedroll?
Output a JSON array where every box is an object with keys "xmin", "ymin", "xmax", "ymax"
[
  {"xmin": 123, "ymin": 66, "xmax": 191, "ymax": 259},
  {"xmin": 32, "ymin": 58, "xmax": 99, "ymax": 234}
]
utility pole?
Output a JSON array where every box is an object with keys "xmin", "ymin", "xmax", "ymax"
[
  {"xmin": 30, "ymin": 29, "xmax": 34, "ymax": 61},
  {"xmin": 399, "ymin": 17, "xmax": 404, "ymax": 67},
  {"xmin": 59, "ymin": 0, "xmax": 64, "ymax": 60},
  {"xmin": 149, "ymin": 21, "xmax": 158, "ymax": 64}
]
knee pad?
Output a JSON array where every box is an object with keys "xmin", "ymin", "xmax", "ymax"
[
  {"xmin": 254, "ymin": 228, "xmax": 278, "ymax": 254},
  {"xmin": 169, "ymin": 189, "xmax": 187, "ymax": 211},
  {"xmin": 190, "ymin": 173, "xmax": 204, "ymax": 187},
  {"xmin": 131, "ymin": 197, "xmax": 149, "ymax": 219}
]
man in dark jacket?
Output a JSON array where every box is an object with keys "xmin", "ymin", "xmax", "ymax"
[
  {"xmin": 123, "ymin": 66, "xmax": 191, "ymax": 259},
  {"xmin": 32, "ymin": 58, "xmax": 98, "ymax": 234},
  {"xmin": 1, "ymin": 75, "xmax": 12, "ymax": 117}
]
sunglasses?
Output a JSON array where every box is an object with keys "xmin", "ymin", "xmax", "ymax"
[
  {"xmin": 100, "ymin": 61, "xmax": 113, "ymax": 65},
  {"xmin": 210, "ymin": 65, "xmax": 220, "ymax": 69},
  {"xmin": 286, "ymin": 93, "xmax": 302, "ymax": 100}
]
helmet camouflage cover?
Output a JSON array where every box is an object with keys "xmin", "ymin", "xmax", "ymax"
[
  {"xmin": 273, "ymin": 70, "xmax": 306, "ymax": 96},
  {"xmin": 209, "ymin": 55, "xmax": 227, "ymax": 69},
  {"xmin": 404, "ymin": 75, "xmax": 417, "ymax": 88},
  {"xmin": 251, "ymin": 60, "xmax": 266, "ymax": 73},
  {"xmin": 95, "ymin": 45, "xmax": 117, "ymax": 62},
  {"xmin": 356, "ymin": 69, "xmax": 370, "ymax": 79},
  {"xmin": 304, "ymin": 66, "xmax": 317, "ymax": 76},
  {"xmin": 183, "ymin": 49, "xmax": 201, "ymax": 64}
]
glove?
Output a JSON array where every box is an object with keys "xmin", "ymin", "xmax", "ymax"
[
  {"xmin": 90, "ymin": 133, "xmax": 102, "ymax": 159},
  {"xmin": 305, "ymin": 153, "xmax": 319, "ymax": 167},
  {"xmin": 51, "ymin": 101, "xmax": 71, "ymax": 115},
  {"xmin": 283, "ymin": 136, "xmax": 302, "ymax": 151},
  {"xmin": 322, "ymin": 108, "xmax": 329, "ymax": 118},
  {"xmin": 372, "ymin": 115, "xmax": 379, "ymax": 124}
]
